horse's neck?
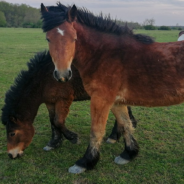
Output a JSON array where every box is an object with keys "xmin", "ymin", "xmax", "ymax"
[
  {"xmin": 74, "ymin": 23, "xmax": 121, "ymax": 63},
  {"xmin": 16, "ymin": 87, "xmax": 42, "ymax": 122}
]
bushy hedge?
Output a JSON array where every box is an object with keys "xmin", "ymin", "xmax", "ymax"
[
  {"xmin": 144, "ymin": 25, "xmax": 156, "ymax": 30},
  {"xmin": 158, "ymin": 26, "xmax": 171, "ymax": 30}
]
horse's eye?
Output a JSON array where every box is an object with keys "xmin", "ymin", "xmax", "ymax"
[
  {"xmin": 9, "ymin": 132, "xmax": 15, "ymax": 137},
  {"xmin": 74, "ymin": 38, "xmax": 77, "ymax": 42},
  {"xmin": 46, "ymin": 38, "xmax": 50, "ymax": 42}
]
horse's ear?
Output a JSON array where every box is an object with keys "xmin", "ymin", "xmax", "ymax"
[
  {"xmin": 68, "ymin": 5, "xmax": 77, "ymax": 22},
  {"xmin": 10, "ymin": 116, "xmax": 16, "ymax": 123},
  {"xmin": 41, "ymin": 3, "xmax": 48, "ymax": 12}
]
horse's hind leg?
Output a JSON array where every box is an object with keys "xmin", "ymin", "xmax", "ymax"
[
  {"xmin": 111, "ymin": 105, "xmax": 139, "ymax": 165},
  {"xmin": 106, "ymin": 120, "xmax": 120, "ymax": 144},
  {"xmin": 107, "ymin": 106, "xmax": 137, "ymax": 143},
  {"xmin": 43, "ymin": 104, "xmax": 63, "ymax": 151}
]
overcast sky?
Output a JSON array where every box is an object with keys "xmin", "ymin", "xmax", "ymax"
[{"xmin": 3, "ymin": 0, "xmax": 184, "ymax": 26}]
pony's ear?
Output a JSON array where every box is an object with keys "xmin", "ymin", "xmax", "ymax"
[
  {"xmin": 41, "ymin": 3, "xmax": 48, "ymax": 12},
  {"xmin": 68, "ymin": 5, "xmax": 77, "ymax": 22}
]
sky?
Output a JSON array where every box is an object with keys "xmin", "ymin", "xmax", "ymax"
[{"xmin": 3, "ymin": 0, "xmax": 184, "ymax": 26}]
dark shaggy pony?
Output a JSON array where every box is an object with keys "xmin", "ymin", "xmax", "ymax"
[{"xmin": 1, "ymin": 50, "xmax": 136, "ymax": 159}]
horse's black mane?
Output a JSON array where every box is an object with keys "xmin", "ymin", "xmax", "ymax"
[
  {"xmin": 1, "ymin": 51, "xmax": 52, "ymax": 125},
  {"xmin": 41, "ymin": 2, "xmax": 154, "ymax": 44}
]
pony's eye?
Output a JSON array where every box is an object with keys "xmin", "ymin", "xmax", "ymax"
[
  {"xmin": 9, "ymin": 132, "xmax": 15, "ymax": 137},
  {"xmin": 46, "ymin": 38, "xmax": 50, "ymax": 42}
]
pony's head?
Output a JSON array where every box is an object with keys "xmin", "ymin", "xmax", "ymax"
[
  {"xmin": 4, "ymin": 116, "xmax": 34, "ymax": 159},
  {"xmin": 41, "ymin": 3, "xmax": 77, "ymax": 82}
]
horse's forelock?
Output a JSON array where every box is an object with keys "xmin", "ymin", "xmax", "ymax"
[{"xmin": 41, "ymin": 4, "xmax": 69, "ymax": 32}]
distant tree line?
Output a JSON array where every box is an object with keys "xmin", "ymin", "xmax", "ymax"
[
  {"xmin": 0, "ymin": 1, "xmax": 41, "ymax": 28},
  {"xmin": 0, "ymin": 1, "xmax": 183, "ymax": 30},
  {"xmin": 142, "ymin": 18, "xmax": 183, "ymax": 30}
]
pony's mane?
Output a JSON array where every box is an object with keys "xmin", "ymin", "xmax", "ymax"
[
  {"xmin": 1, "ymin": 51, "xmax": 52, "ymax": 125},
  {"xmin": 41, "ymin": 2, "xmax": 154, "ymax": 44}
]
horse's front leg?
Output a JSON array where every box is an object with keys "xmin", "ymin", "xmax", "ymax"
[
  {"xmin": 54, "ymin": 100, "xmax": 78, "ymax": 144},
  {"xmin": 43, "ymin": 101, "xmax": 78, "ymax": 151},
  {"xmin": 43, "ymin": 104, "xmax": 63, "ymax": 151},
  {"xmin": 68, "ymin": 96, "xmax": 112, "ymax": 174},
  {"xmin": 111, "ymin": 104, "xmax": 139, "ymax": 165}
]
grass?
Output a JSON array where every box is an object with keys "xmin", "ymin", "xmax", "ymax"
[{"xmin": 0, "ymin": 28, "xmax": 184, "ymax": 184}]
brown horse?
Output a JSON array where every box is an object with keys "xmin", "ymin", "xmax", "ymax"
[
  {"xmin": 41, "ymin": 3, "xmax": 184, "ymax": 173},
  {"xmin": 1, "ymin": 51, "xmax": 136, "ymax": 159}
]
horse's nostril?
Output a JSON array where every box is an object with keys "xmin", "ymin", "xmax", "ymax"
[
  {"xmin": 53, "ymin": 70, "xmax": 59, "ymax": 81},
  {"xmin": 69, "ymin": 70, "xmax": 72, "ymax": 78},
  {"xmin": 8, "ymin": 153, "xmax": 13, "ymax": 159},
  {"xmin": 54, "ymin": 71, "xmax": 58, "ymax": 78}
]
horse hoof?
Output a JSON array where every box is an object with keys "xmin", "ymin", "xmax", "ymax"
[
  {"xmin": 106, "ymin": 138, "xmax": 117, "ymax": 144},
  {"xmin": 43, "ymin": 145, "xmax": 54, "ymax": 151},
  {"xmin": 68, "ymin": 164, "xmax": 86, "ymax": 174},
  {"xmin": 114, "ymin": 156, "xmax": 130, "ymax": 165}
]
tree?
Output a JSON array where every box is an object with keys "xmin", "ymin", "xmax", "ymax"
[
  {"xmin": 0, "ymin": 1, "xmax": 41, "ymax": 28},
  {"xmin": 0, "ymin": 11, "xmax": 6, "ymax": 27},
  {"xmin": 143, "ymin": 18, "xmax": 156, "ymax": 30},
  {"xmin": 143, "ymin": 18, "xmax": 155, "ymax": 26}
]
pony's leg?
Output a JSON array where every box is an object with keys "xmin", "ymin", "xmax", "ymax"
[
  {"xmin": 54, "ymin": 101, "xmax": 78, "ymax": 144},
  {"xmin": 43, "ymin": 101, "xmax": 78, "ymax": 151},
  {"xmin": 43, "ymin": 104, "xmax": 63, "ymax": 151},
  {"xmin": 107, "ymin": 106, "xmax": 137, "ymax": 143},
  {"xmin": 111, "ymin": 105, "xmax": 139, "ymax": 165},
  {"xmin": 68, "ymin": 96, "xmax": 111, "ymax": 174}
]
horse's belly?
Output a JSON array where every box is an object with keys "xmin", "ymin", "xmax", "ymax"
[{"xmin": 115, "ymin": 87, "xmax": 184, "ymax": 107}]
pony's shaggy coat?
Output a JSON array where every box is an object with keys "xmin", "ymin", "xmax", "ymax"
[{"xmin": 2, "ymin": 51, "xmax": 136, "ymax": 158}]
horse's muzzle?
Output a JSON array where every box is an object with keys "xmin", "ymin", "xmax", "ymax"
[
  {"xmin": 8, "ymin": 152, "xmax": 23, "ymax": 159},
  {"xmin": 53, "ymin": 69, "xmax": 72, "ymax": 82}
]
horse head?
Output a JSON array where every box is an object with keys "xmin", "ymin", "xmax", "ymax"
[
  {"xmin": 5, "ymin": 116, "xmax": 34, "ymax": 159},
  {"xmin": 41, "ymin": 3, "xmax": 77, "ymax": 82}
]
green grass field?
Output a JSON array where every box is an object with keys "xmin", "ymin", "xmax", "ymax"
[{"xmin": 0, "ymin": 28, "xmax": 184, "ymax": 184}]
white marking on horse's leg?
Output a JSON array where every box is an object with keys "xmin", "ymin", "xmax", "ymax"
[
  {"xmin": 114, "ymin": 156, "xmax": 130, "ymax": 165},
  {"xmin": 106, "ymin": 138, "xmax": 117, "ymax": 144},
  {"xmin": 43, "ymin": 145, "xmax": 54, "ymax": 151},
  {"xmin": 68, "ymin": 164, "xmax": 86, "ymax": 174},
  {"xmin": 57, "ymin": 28, "xmax": 64, "ymax": 36}
]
